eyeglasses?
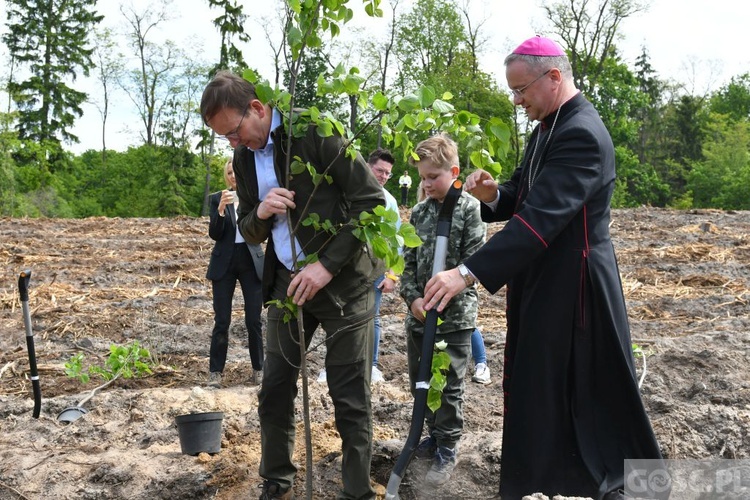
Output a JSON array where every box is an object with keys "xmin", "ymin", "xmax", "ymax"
[
  {"xmin": 372, "ymin": 167, "xmax": 393, "ymax": 179},
  {"xmin": 510, "ymin": 69, "xmax": 551, "ymax": 98},
  {"xmin": 218, "ymin": 107, "xmax": 248, "ymax": 141}
]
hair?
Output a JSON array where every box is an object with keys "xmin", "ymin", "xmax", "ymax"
[
  {"xmin": 223, "ymin": 159, "xmax": 233, "ymax": 188},
  {"xmin": 200, "ymin": 71, "xmax": 257, "ymax": 125},
  {"xmin": 504, "ymin": 53, "xmax": 573, "ymax": 79},
  {"xmin": 416, "ymin": 181, "xmax": 426, "ymax": 202},
  {"xmin": 410, "ymin": 133, "xmax": 458, "ymax": 171},
  {"xmin": 367, "ymin": 147, "xmax": 395, "ymax": 167}
]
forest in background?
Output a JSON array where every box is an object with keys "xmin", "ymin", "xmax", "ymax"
[{"xmin": 1, "ymin": 0, "xmax": 749, "ymax": 219}]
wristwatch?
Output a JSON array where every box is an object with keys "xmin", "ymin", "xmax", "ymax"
[{"xmin": 457, "ymin": 263, "xmax": 476, "ymax": 287}]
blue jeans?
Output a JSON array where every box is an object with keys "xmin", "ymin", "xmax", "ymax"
[
  {"xmin": 373, "ymin": 275, "xmax": 384, "ymax": 366},
  {"xmin": 471, "ymin": 328, "xmax": 486, "ymax": 365}
]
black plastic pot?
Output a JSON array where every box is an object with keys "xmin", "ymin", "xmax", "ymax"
[{"xmin": 175, "ymin": 411, "xmax": 224, "ymax": 455}]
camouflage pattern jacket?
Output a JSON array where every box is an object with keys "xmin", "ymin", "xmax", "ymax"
[{"xmin": 400, "ymin": 191, "xmax": 485, "ymax": 335}]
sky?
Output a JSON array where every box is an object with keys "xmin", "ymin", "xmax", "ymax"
[{"xmin": 2, "ymin": 0, "xmax": 748, "ymax": 154}]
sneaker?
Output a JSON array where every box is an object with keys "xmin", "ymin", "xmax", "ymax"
[
  {"xmin": 413, "ymin": 434, "xmax": 437, "ymax": 460},
  {"xmin": 316, "ymin": 368, "xmax": 327, "ymax": 383},
  {"xmin": 472, "ymin": 362, "xmax": 491, "ymax": 384},
  {"xmin": 208, "ymin": 371, "xmax": 222, "ymax": 388},
  {"xmin": 425, "ymin": 445, "xmax": 457, "ymax": 486},
  {"xmin": 258, "ymin": 480, "xmax": 292, "ymax": 500},
  {"xmin": 371, "ymin": 366, "xmax": 384, "ymax": 384}
]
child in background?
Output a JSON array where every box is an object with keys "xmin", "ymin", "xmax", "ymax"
[{"xmin": 400, "ymin": 133, "xmax": 485, "ymax": 486}]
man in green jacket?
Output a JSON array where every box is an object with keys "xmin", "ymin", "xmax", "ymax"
[{"xmin": 200, "ymin": 71, "xmax": 384, "ymax": 500}]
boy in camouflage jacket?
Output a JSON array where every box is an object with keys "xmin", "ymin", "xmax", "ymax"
[{"xmin": 400, "ymin": 133, "xmax": 485, "ymax": 487}]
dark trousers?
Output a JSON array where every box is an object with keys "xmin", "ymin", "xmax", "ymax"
[
  {"xmin": 407, "ymin": 328, "xmax": 472, "ymax": 449},
  {"xmin": 400, "ymin": 186, "xmax": 408, "ymax": 206},
  {"xmin": 209, "ymin": 243, "xmax": 263, "ymax": 372},
  {"xmin": 258, "ymin": 265, "xmax": 376, "ymax": 499}
]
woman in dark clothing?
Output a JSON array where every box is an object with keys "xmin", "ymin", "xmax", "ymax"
[{"xmin": 206, "ymin": 160, "xmax": 265, "ymax": 387}]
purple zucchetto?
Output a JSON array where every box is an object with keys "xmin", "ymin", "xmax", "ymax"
[{"xmin": 512, "ymin": 35, "xmax": 565, "ymax": 56}]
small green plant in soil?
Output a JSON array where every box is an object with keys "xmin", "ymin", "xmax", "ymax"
[{"xmin": 65, "ymin": 341, "xmax": 156, "ymax": 384}]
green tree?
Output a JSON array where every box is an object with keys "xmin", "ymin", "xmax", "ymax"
[
  {"xmin": 207, "ymin": 0, "xmax": 251, "ymax": 76},
  {"xmin": 710, "ymin": 73, "xmax": 750, "ymax": 122},
  {"xmin": 633, "ymin": 46, "xmax": 667, "ymax": 166},
  {"xmin": 91, "ymin": 27, "xmax": 125, "ymax": 161},
  {"xmin": 247, "ymin": 1, "xmax": 509, "ymax": 495},
  {"xmin": 0, "ymin": 110, "xmax": 21, "ymax": 215},
  {"xmin": 688, "ymin": 117, "xmax": 750, "ymax": 210},
  {"xmin": 284, "ymin": 44, "xmax": 340, "ymax": 111},
  {"xmin": 589, "ymin": 53, "xmax": 643, "ymax": 147},
  {"xmin": 610, "ymin": 145, "xmax": 668, "ymax": 207},
  {"xmin": 119, "ymin": 1, "xmax": 177, "ymax": 146},
  {"xmin": 543, "ymin": 0, "xmax": 645, "ymax": 95},
  {"xmin": 200, "ymin": 0, "xmax": 252, "ymax": 215},
  {"xmin": 395, "ymin": 0, "xmax": 468, "ymax": 91},
  {"xmin": 57, "ymin": 149, "xmax": 106, "ymax": 217},
  {"xmin": 389, "ymin": 0, "xmax": 512, "ymax": 188},
  {"xmin": 3, "ymin": 0, "xmax": 103, "ymax": 173}
]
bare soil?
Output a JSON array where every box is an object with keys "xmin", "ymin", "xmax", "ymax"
[{"xmin": 1, "ymin": 207, "xmax": 749, "ymax": 499}]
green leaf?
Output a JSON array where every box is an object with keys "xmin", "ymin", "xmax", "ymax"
[
  {"xmin": 488, "ymin": 118, "xmax": 511, "ymax": 143},
  {"xmin": 316, "ymin": 120, "xmax": 334, "ymax": 137},
  {"xmin": 389, "ymin": 256, "xmax": 405, "ymax": 275},
  {"xmin": 291, "ymin": 159, "xmax": 307, "ymax": 175},
  {"xmin": 397, "ymin": 94, "xmax": 420, "ymax": 112},
  {"xmin": 302, "ymin": 213, "xmax": 320, "ymax": 227},
  {"xmin": 401, "ymin": 231, "xmax": 423, "ymax": 248},
  {"xmin": 372, "ymin": 92, "xmax": 389, "ymax": 111},
  {"xmin": 427, "ymin": 387, "xmax": 443, "ymax": 412},
  {"xmin": 371, "ymin": 235, "xmax": 390, "ymax": 258},
  {"xmin": 456, "ymin": 111, "xmax": 471, "ymax": 125},
  {"xmin": 255, "ymin": 82, "xmax": 276, "ymax": 105},
  {"xmin": 432, "ymin": 99, "xmax": 454, "ymax": 114},
  {"xmin": 287, "ymin": 26, "xmax": 303, "ymax": 51},
  {"xmin": 417, "ymin": 86, "xmax": 436, "ymax": 108}
]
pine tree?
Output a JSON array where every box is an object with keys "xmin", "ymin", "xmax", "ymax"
[
  {"xmin": 3, "ymin": 0, "xmax": 103, "ymax": 172},
  {"xmin": 208, "ymin": 0, "xmax": 250, "ymax": 75}
]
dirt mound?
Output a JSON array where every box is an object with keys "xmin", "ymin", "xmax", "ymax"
[{"xmin": 1, "ymin": 208, "xmax": 749, "ymax": 499}]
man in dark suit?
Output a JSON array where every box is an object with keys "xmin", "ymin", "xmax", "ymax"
[
  {"xmin": 206, "ymin": 160, "xmax": 265, "ymax": 388},
  {"xmin": 422, "ymin": 36, "xmax": 664, "ymax": 499}
]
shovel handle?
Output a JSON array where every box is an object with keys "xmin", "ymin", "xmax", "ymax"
[
  {"xmin": 18, "ymin": 269, "xmax": 41, "ymax": 418},
  {"xmin": 18, "ymin": 269, "xmax": 32, "ymax": 302}
]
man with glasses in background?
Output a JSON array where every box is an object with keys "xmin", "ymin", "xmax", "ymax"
[
  {"xmin": 318, "ymin": 148, "xmax": 398, "ymax": 385},
  {"xmin": 364, "ymin": 148, "xmax": 401, "ymax": 383}
]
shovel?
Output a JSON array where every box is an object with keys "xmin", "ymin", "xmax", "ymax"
[
  {"xmin": 19, "ymin": 269, "xmax": 42, "ymax": 418},
  {"xmin": 58, "ymin": 348, "xmax": 135, "ymax": 423}
]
